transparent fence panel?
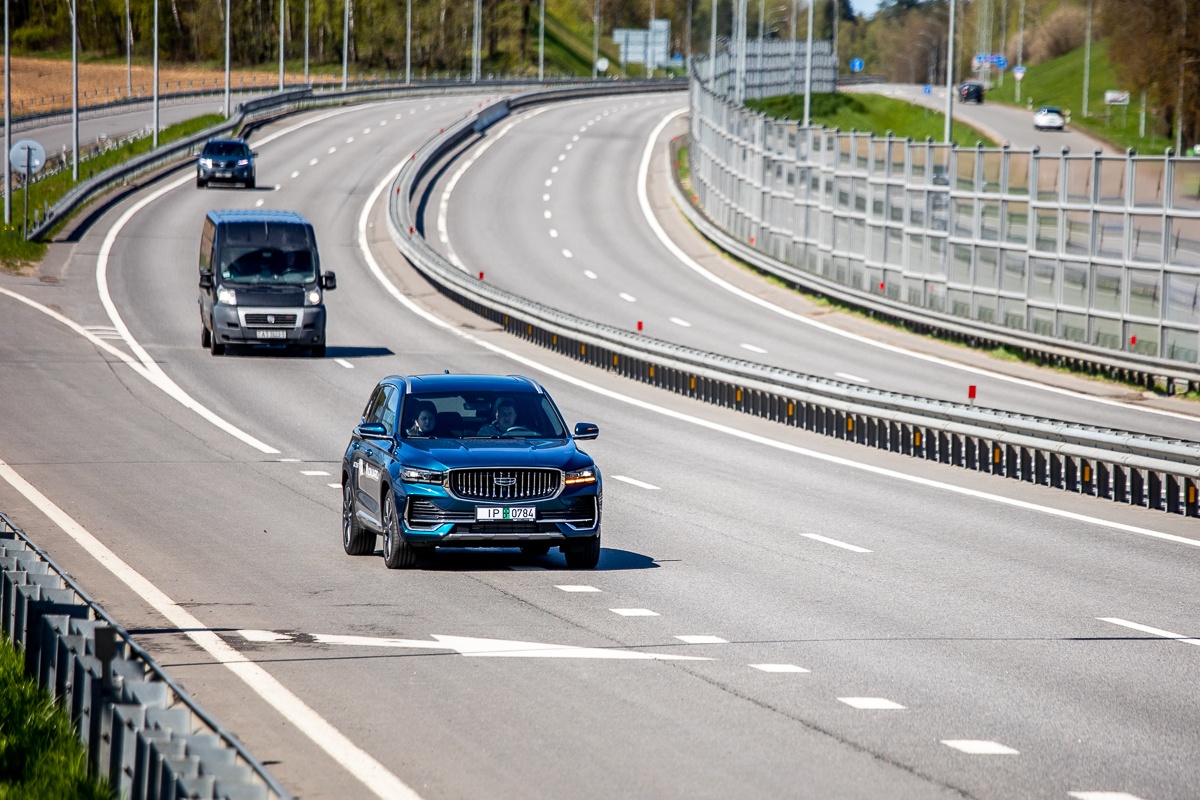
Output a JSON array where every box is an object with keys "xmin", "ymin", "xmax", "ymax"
[
  {"xmin": 1094, "ymin": 266, "xmax": 1123, "ymax": 313},
  {"xmin": 1007, "ymin": 151, "xmax": 1031, "ymax": 196},
  {"xmin": 1172, "ymin": 160, "xmax": 1200, "ymax": 211},
  {"xmin": 885, "ymin": 228, "xmax": 903, "ymax": 267},
  {"xmin": 1092, "ymin": 316, "xmax": 1121, "ymax": 349},
  {"xmin": 1005, "ymin": 201, "xmax": 1029, "ymax": 244},
  {"xmin": 980, "ymin": 201, "xmax": 1001, "ymax": 240},
  {"xmin": 1169, "ymin": 217, "xmax": 1200, "ymax": 267},
  {"xmin": 1002, "ymin": 298, "xmax": 1026, "ymax": 329},
  {"xmin": 977, "ymin": 247, "xmax": 1000, "ymax": 289},
  {"xmin": 1036, "ymin": 155, "xmax": 1062, "ymax": 201},
  {"xmin": 975, "ymin": 293, "xmax": 997, "ymax": 323},
  {"xmin": 1166, "ymin": 273, "xmax": 1200, "ymax": 324},
  {"xmin": 1060, "ymin": 311, "xmax": 1088, "ymax": 342},
  {"xmin": 1030, "ymin": 305, "xmax": 1055, "ymax": 335},
  {"xmin": 1127, "ymin": 321, "xmax": 1159, "ymax": 354},
  {"xmin": 888, "ymin": 186, "xmax": 905, "ymax": 223},
  {"xmin": 1164, "ymin": 327, "xmax": 1199, "ymax": 361},
  {"xmin": 872, "ymin": 140, "xmax": 888, "ymax": 176},
  {"xmin": 907, "ymin": 234, "xmax": 925, "ymax": 274},
  {"xmin": 889, "ymin": 141, "xmax": 907, "ymax": 178},
  {"xmin": 954, "ymin": 199, "xmax": 975, "ymax": 237},
  {"xmin": 951, "ymin": 245, "xmax": 971, "ymax": 283},
  {"xmin": 929, "ymin": 237, "xmax": 947, "ymax": 278},
  {"xmin": 1061, "ymin": 262, "xmax": 1089, "ymax": 308},
  {"xmin": 1031, "ymin": 258, "xmax": 1057, "ymax": 301},
  {"xmin": 957, "ymin": 150, "xmax": 977, "ymax": 191},
  {"xmin": 1064, "ymin": 210, "xmax": 1091, "ymax": 255},
  {"xmin": 1034, "ymin": 209, "xmax": 1058, "ymax": 252},
  {"xmin": 911, "ymin": 145, "xmax": 927, "ymax": 182},
  {"xmin": 1132, "ymin": 158, "xmax": 1166, "ymax": 208},
  {"xmin": 1002, "ymin": 250, "xmax": 1026, "ymax": 293},
  {"xmin": 1129, "ymin": 269, "xmax": 1162, "ymax": 318},
  {"xmin": 1066, "ymin": 157, "xmax": 1094, "ymax": 204},
  {"xmin": 909, "ymin": 189, "xmax": 926, "ymax": 226},
  {"xmin": 1095, "ymin": 213, "xmax": 1125, "ymax": 260},
  {"xmin": 1130, "ymin": 214, "xmax": 1164, "ymax": 263},
  {"xmin": 950, "ymin": 288, "xmax": 971, "ymax": 316},
  {"xmin": 1097, "ymin": 158, "xmax": 1126, "ymax": 205},
  {"xmin": 856, "ymin": 136, "xmax": 871, "ymax": 171},
  {"xmin": 982, "ymin": 150, "xmax": 1002, "ymax": 193}
]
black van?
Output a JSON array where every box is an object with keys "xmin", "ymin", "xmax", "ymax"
[{"xmin": 198, "ymin": 210, "xmax": 336, "ymax": 357}]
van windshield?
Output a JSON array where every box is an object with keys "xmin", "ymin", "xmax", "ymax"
[{"xmin": 220, "ymin": 248, "xmax": 316, "ymax": 285}]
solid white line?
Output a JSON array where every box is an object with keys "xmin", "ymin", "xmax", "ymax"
[
  {"xmin": 0, "ymin": 457, "xmax": 420, "ymax": 800},
  {"xmin": 1098, "ymin": 618, "xmax": 1200, "ymax": 647},
  {"xmin": 835, "ymin": 371, "xmax": 870, "ymax": 384},
  {"xmin": 801, "ymin": 533, "xmax": 872, "ymax": 553},
  {"xmin": 611, "ymin": 475, "xmax": 661, "ymax": 490},
  {"xmin": 334, "ymin": 358, "xmax": 354, "ymax": 369},
  {"xmin": 740, "ymin": 343, "xmax": 767, "ymax": 354},
  {"xmin": 364, "ymin": 133, "xmax": 1200, "ymax": 556},
  {"xmin": 635, "ymin": 109, "xmax": 1199, "ymax": 424}
]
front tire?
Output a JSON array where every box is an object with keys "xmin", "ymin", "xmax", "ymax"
[
  {"xmin": 247, "ymin": 177, "xmax": 256, "ymax": 189},
  {"xmin": 311, "ymin": 344, "xmax": 326, "ymax": 358},
  {"xmin": 196, "ymin": 177, "xmax": 207, "ymax": 189},
  {"xmin": 201, "ymin": 326, "xmax": 211, "ymax": 349},
  {"xmin": 209, "ymin": 330, "xmax": 225, "ymax": 356},
  {"xmin": 564, "ymin": 532, "xmax": 601, "ymax": 569},
  {"xmin": 381, "ymin": 491, "xmax": 418, "ymax": 569},
  {"xmin": 342, "ymin": 481, "xmax": 375, "ymax": 555}
]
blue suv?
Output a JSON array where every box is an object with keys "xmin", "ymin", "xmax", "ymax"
[{"xmin": 341, "ymin": 374, "xmax": 603, "ymax": 569}]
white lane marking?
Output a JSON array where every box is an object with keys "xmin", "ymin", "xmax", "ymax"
[
  {"xmin": 740, "ymin": 343, "xmax": 767, "ymax": 353},
  {"xmin": 334, "ymin": 358, "xmax": 354, "ymax": 369},
  {"xmin": 675, "ymin": 635, "xmax": 727, "ymax": 644},
  {"xmin": 0, "ymin": 460, "xmax": 419, "ymax": 800},
  {"xmin": 669, "ymin": 317, "xmax": 691, "ymax": 327},
  {"xmin": 579, "ymin": 126, "xmax": 587, "ymax": 132},
  {"xmin": 562, "ymin": 249, "xmax": 573, "ymax": 258},
  {"xmin": 619, "ymin": 293, "xmax": 637, "ymax": 303},
  {"xmin": 941, "ymin": 740, "xmax": 1019, "ymax": 755},
  {"xmin": 750, "ymin": 663, "xmax": 810, "ymax": 673},
  {"xmin": 300, "ymin": 470, "xmax": 330, "ymax": 476},
  {"xmin": 241, "ymin": 630, "xmax": 707, "ymax": 660},
  {"xmin": 838, "ymin": 697, "xmax": 906, "ymax": 710},
  {"xmin": 583, "ymin": 270, "xmax": 598, "ymax": 279},
  {"xmin": 572, "ymin": 134, "xmax": 580, "ymax": 141},
  {"xmin": 638, "ymin": 109, "xmax": 1198, "ymax": 425},
  {"xmin": 557, "ymin": 153, "xmax": 566, "ymax": 161},
  {"xmin": 835, "ymin": 371, "xmax": 870, "ymax": 384},
  {"xmin": 436, "ymin": 110, "xmax": 551, "ymax": 272},
  {"xmin": 549, "ymin": 229, "xmax": 559, "ymax": 238},
  {"xmin": 240, "ymin": 629, "xmax": 292, "ymax": 642},
  {"xmin": 556, "ymin": 585, "xmax": 601, "ymax": 592},
  {"xmin": 544, "ymin": 210, "xmax": 552, "ymax": 219},
  {"xmin": 611, "ymin": 608, "xmax": 659, "ymax": 616},
  {"xmin": 1069, "ymin": 793, "xmax": 1148, "ymax": 800},
  {"xmin": 364, "ymin": 143, "xmax": 1200, "ymax": 554},
  {"xmin": 290, "ymin": 170, "xmax": 300, "ymax": 178},
  {"xmin": 346, "ymin": 136, "xmax": 354, "ymax": 143},
  {"xmin": 545, "ymin": 178, "xmax": 552, "ymax": 186},
  {"xmin": 1099, "ymin": 618, "xmax": 1200, "ymax": 648},
  {"xmin": 801, "ymin": 534, "xmax": 872, "ymax": 553},
  {"xmin": 279, "ymin": 458, "xmax": 301, "ymax": 463},
  {"xmin": 551, "ymin": 166, "xmax": 558, "ymax": 173},
  {"xmin": 611, "ymin": 475, "xmax": 660, "ymax": 490},
  {"xmin": 565, "ymin": 143, "xmax": 573, "ymax": 150},
  {"xmin": 328, "ymin": 146, "xmax": 337, "ymax": 154},
  {"xmin": 327, "ymin": 483, "xmax": 340, "ymax": 488},
  {"xmin": 83, "ymin": 325, "xmax": 122, "ymax": 339},
  {"xmin": 254, "ymin": 199, "xmax": 264, "ymax": 208},
  {"xmin": 543, "ymin": 193, "xmax": 550, "ymax": 202},
  {"xmin": 309, "ymin": 158, "xmax": 318, "ymax": 166},
  {"xmin": 379, "ymin": 120, "xmax": 387, "ymax": 126},
  {"xmin": 363, "ymin": 127, "xmax": 372, "ymax": 134}
]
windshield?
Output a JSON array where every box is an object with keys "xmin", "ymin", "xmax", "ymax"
[
  {"xmin": 219, "ymin": 247, "xmax": 315, "ymax": 285},
  {"xmin": 1040, "ymin": 107, "xmax": 1061, "ymax": 115},
  {"xmin": 203, "ymin": 142, "xmax": 250, "ymax": 158},
  {"xmin": 400, "ymin": 391, "xmax": 567, "ymax": 440}
]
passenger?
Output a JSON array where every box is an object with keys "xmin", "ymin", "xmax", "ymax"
[
  {"xmin": 477, "ymin": 398, "xmax": 517, "ymax": 437},
  {"xmin": 405, "ymin": 401, "xmax": 437, "ymax": 437}
]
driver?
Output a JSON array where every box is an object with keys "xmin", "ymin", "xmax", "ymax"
[
  {"xmin": 478, "ymin": 397, "xmax": 517, "ymax": 437},
  {"xmin": 405, "ymin": 401, "xmax": 437, "ymax": 438}
]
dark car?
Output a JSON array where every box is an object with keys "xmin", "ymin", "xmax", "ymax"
[
  {"xmin": 959, "ymin": 81, "xmax": 985, "ymax": 104},
  {"xmin": 197, "ymin": 210, "xmax": 336, "ymax": 356},
  {"xmin": 341, "ymin": 374, "xmax": 603, "ymax": 569},
  {"xmin": 197, "ymin": 138, "xmax": 256, "ymax": 188}
]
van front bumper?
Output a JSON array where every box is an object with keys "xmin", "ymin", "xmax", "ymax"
[{"xmin": 210, "ymin": 304, "xmax": 326, "ymax": 345}]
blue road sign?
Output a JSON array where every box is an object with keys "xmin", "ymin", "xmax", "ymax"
[
  {"xmin": 994, "ymin": 55, "xmax": 1009, "ymax": 70},
  {"xmin": 923, "ymin": 85, "xmax": 932, "ymax": 95},
  {"xmin": 850, "ymin": 58, "xmax": 864, "ymax": 73}
]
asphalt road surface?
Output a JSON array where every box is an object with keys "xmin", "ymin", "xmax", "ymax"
[{"xmin": 0, "ymin": 90, "xmax": 1196, "ymax": 800}]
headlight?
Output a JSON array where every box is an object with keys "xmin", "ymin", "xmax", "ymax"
[
  {"xmin": 216, "ymin": 286, "xmax": 237, "ymax": 306},
  {"xmin": 236, "ymin": 158, "xmax": 250, "ymax": 166},
  {"xmin": 305, "ymin": 288, "xmax": 322, "ymax": 306},
  {"xmin": 564, "ymin": 466, "xmax": 597, "ymax": 486},
  {"xmin": 400, "ymin": 467, "xmax": 444, "ymax": 484},
  {"xmin": 199, "ymin": 158, "xmax": 212, "ymax": 168}
]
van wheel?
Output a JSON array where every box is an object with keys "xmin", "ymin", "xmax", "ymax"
[
  {"xmin": 209, "ymin": 332, "xmax": 225, "ymax": 356},
  {"xmin": 311, "ymin": 344, "xmax": 326, "ymax": 358},
  {"xmin": 201, "ymin": 326, "xmax": 211, "ymax": 348}
]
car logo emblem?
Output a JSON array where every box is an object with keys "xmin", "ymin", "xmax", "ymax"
[
  {"xmin": 494, "ymin": 477, "xmax": 516, "ymax": 486},
  {"xmin": 267, "ymin": 314, "xmax": 276, "ymax": 324}
]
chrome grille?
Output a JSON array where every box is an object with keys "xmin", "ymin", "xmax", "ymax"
[
  {"xmin": 448, "ymin": 468, "xmax": 560, "ymax": 501},
  {"xmin": 244, "ymin": 313, "xmax": 298, "ymax": 327}
]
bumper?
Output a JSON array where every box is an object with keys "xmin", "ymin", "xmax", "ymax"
[
  {"xmin": 198, "ymin": 166, "xmax": 255, "ymax": 183},
  {"xmin": 398, "ymin": 487, "xmax": 602, "ymax": 547},
  {"xmin": 210, "ymin": 304, "xmax": 326, "ymax": 346}
]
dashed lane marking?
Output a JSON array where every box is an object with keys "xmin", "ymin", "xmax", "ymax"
[
  {"xmin": 940, "ymin": 740, "xmax": 1019, "ymax": 755},
  {"xmin": 300, "ymin": 470, "xmax": 330, "ymax": 476},
  {"xmin": 669, "ymin": 317, "xmax": 691, "ymax": 327},
  {"xmin": 611, "ymin": 608, "xmax": 659, "ymax": 617},
  {"xmin": 835, "ymin": 372, "xmax": 870, "ymax": 384},
  {"xmin": 1098, "ymin": 618, "xmax": 1200, "ymax": 648},
  {"xmin": 556, "ymin": 585, "xmax": 601, "ymax": 592},
  {"xmin": 675, "ymin": 635, "xmax": 727, "ymax": 644},
  {"xmin": 611, "ymin": 475, "xmax": 660, "ymax": 490},
  {"xmin": 750, "ymin": 664, "xmax": 810, "ymax": 673},
  {"xmin": 740, "ymin": 343, "xmax": 767, "ymax": 354},
  {"xmin": 801, "ymin": 534, "xmax": 872, "ymax": 553},
  {"xmin": 619, "ymin": 293, "xmax": 637, "ymax": 303},
  {"xmin": 334, "ymin": 358, "xmax": 354, "ymax": 369},
  {"xmin": 838, "ymin": 697, "xmax": 906, "ymax": 710}
]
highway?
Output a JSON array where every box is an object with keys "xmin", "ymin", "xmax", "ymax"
[{"xmin": 0, "ymin": 88, "xmax": 1197, "ymax": 800}]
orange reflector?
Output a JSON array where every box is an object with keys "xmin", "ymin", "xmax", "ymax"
[
  {"xmin": 613, "ymin": 355, "xmax": 618, "ymax": 366},
  {"xmin": 1083, "ymin": 465, "xmax": 1091, "ymax": 482},
  {"xmin": 736, "ymin": 389, "xmax": 742, "ymax": 402},
  {"xmin": 914, "ymin": 430, "xmax": 921, "ymax": 447},
  {"xmin": 649, "ymin": 366, "xmax": 655, "ymax": 377},
  {"xmin": 690, "ymin": 377, "xmax": 696, "ymax": 389},
  {"xmin": 787, "ymin": 402, "xmax": 794, "ymax": 415},
  {"xmin": 847, "ymin": 417, "xmax": 854, "ymax": 432},
  {"xmin": 993, "ymin": 447, "xmax": 1002, "ymax": 464}
]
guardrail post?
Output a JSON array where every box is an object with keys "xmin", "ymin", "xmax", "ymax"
[
  {"xmin": 1186, "ymin": 478, "xmax": 1198, "ymax": 516},
  {"xmin": 1020, "ymin": 448, "xmax": 1034, "ymax": 482},
  {"xmin": 1166, "ymin": 474, "xmax": 1182, "ymax": 514},
  {"xmin": 989, "ymin": 442, "xmax": 1003, "ymax": 475},
  {"xmin": 1005, "ymin": 444, "xmax": 1020, "ymax": 479},
  {"xmin": 1148, "ymin": 471, "xmax": 1164, "ymax": 510},
  {"xmin": 1033, "ymin": 450, "xmax": 1048, "ymax": 485},
  {"xmin": 1112, "ymin": 465, "xmax": 1128, "ymax": 503},
  {"xmin": 1049, "ymin": 453, "xmax": 1063, "ymax": 488},
  {"xmin": 964, "ymin": 437, "xmax": 977, "ymax": 469},
  {"xmin": 1130, "ymin": 468, "xmax": 1147, "ymax": 507},
  {"xmin": 1093, "ymin": 462, "xmax": 1108, "ymax": 498}
]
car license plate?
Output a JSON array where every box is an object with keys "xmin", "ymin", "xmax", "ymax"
[
  {"xmin": 255, "ymin": 329, "xmax": 287, "ymax": 339},
  {"xmin": 475, "ymin": 506, "xmax": 536, "ymax": 521},
  {"xmin": 216, "ymin": 170, "xmax": 231, "ymax": 178}
]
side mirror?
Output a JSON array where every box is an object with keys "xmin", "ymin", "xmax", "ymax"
[
  {"xmin": 251, "ymin": 151, "xmax": 259, "ymax": 157},
  {"xmin": 355, "ymin": 422, "xmax": 390, "ymax": 440},
  {"xmin": 198, "ymin": 272, "xmax": 213, "ymax": 289},
  {"xmin": 573, "ymin": 422, "xmax": 599, "ymax": 440},
  {"xmin": 322, "ymin": 271, "xmax": 337, "ymax": 290}
]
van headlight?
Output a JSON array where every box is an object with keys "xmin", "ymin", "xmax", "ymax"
[
  {"xmin": 305, "ymin": 288, "xmax": 322, "ymax": 306},
  {"xmin": 564, "ymin": 466, "xmax": 597, "ymax": 485},
  {"xmin": 216, "ymin": 286, "xmax": 237, "ymax": 306}
]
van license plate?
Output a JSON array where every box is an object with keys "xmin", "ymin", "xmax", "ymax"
[
  {"xmin": 255, "ymin": 330, "xmax": 287, "ymax": 339},
  {"xmin": 476, "ymin": 506, "xmax": 536, "ymax": 521}
]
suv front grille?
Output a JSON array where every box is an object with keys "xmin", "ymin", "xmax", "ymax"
[{"xmin": 448, "ymin": 468, "xmax": 561, "ymax": 501}]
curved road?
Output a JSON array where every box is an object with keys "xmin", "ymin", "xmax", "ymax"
[{"xmin": 0, "ymin": 91, "xmax": 1195, "ymax": 800}]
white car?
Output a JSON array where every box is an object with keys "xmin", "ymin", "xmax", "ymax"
[{"xmin": 1033, "ymin": 106, "xmax": 1065, "ymax": 131}]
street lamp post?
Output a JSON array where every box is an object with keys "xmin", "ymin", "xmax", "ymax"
[
  {"xmin": 802, "ymin": 0, "xmax": 813, "ymax": 125},
  {"xmin": 125, "ymin": 0, "xmax": 132, "ymax": 97},
  {"xmin": 1015, "ymin": 0, "xmax": 1025, "ymax": 104},
  {"xmin": 1081, "ymin": 0, "xmax": 1092, "ymax": 118},
  {"xmin": 71, "ymin": 0, "xmax": 78, "ymax": 180},
  {"xmin": 593, "ymin": 0, "xmax": 600, "ymax": 78},
  {"xmin": 944, "ymin": 0, "xmax": 956, "ymax": 143},
  {"xmin": 341, "ymin": 0, "xmax": 349, "ymax": 90},
  {"xmin": 224, "ymin": 0, "xmax": 231, "ymax": 116},
  {"xmin": 539, "ymin": 0, "xmax": 545, "ymax": 81},
  {"xmin": 279, "ymin": 0, "xmax": 285, "ymax": 90},
  {"xmin": 4, "ymin": 0, "xmax": 10, "ymax": 225},
  {"xmin": 406, "ymin": 0, "xmax": 411, "ymax": 84}
]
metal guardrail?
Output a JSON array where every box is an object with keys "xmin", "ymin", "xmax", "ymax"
[
  {"xmin": 0, "ymin": 511, "xmax": 289, "ymax": 800},
  {"xmin": 387, "ymin": 84, "xmax": 1200, "ymax": 518}
]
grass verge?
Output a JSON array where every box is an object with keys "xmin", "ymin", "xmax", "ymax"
[
  {"xmin": 0, "ymin": 635, "xmax": 113, "ymax": 798},
  {"xmin": 747, "ymin": 92, "xmax": 996, "ymax": 147},
  {"xmin": 1, "ymin": 112, "xmax": 229, "ymax": 272}
]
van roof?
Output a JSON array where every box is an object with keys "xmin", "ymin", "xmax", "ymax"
[{"xmin": 206, "ymin": 209, "xmax": 311, "ymax": 226}]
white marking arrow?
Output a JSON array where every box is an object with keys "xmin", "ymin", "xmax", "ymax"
[{"xmin": 238, "ymin": 630, "xmax": 709, "ymax": 660}]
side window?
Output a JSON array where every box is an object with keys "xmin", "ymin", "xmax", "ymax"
[
  {"xmin": 381, "ymin": 387, "xmax": 400, "ymax": 437},
  {"xmin": 199, "ymin": 220, "xmax": 214, "ymax": 273},
  {"xmin": 363, "ymin": 385, "xmax": 392, "ymax": 426}
]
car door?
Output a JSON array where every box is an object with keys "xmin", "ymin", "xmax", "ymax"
[{"xmin": 352, "ymin": 384, "xmax": 395, "ymax": 522}]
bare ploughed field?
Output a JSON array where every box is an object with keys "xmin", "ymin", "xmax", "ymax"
[{"xmin": 4, "ymin": 56, "xmax": 339, "ymax": 114}]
